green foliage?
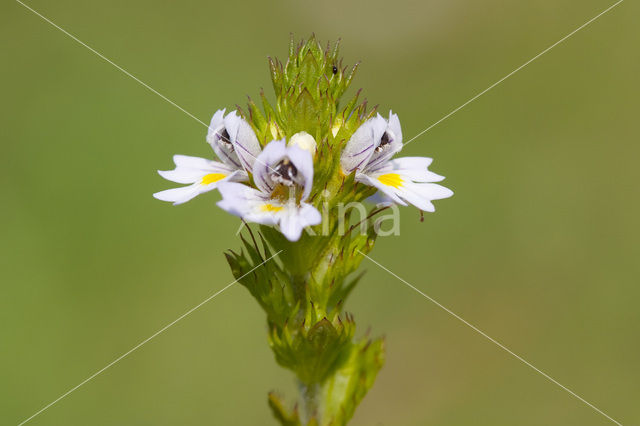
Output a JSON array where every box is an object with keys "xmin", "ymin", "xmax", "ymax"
[
  {"xmin": 238, "ymin": 35, "xmax": 376, "ymax": 204},
  {"xmin": 269, "ymin": 315, "xmax": 354, "ymax": 385},
  {"xmin": 226, "ymin": 36, "xmax": 386, "ymax": 426},
  {"xmin": 320, "ymin": 337, "xmax": 385, "ymax": 425},
  {"xmin": 268, "ymin": 392, "xmax": 302, "ymax": 426}
]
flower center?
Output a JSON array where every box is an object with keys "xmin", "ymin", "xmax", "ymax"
[
  {"xmin": 217, "ymin": 128, "xmax": 233, "ymax": 150},
  {"xmin": 374, "ymin": 131, "xmax": 393, "ymax": 153},
  {"xmin": 271, "ymin": 157, "xmax": 299, "ymax": 187}
]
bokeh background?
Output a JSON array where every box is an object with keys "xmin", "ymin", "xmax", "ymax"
[{"xmin": 2, "ymin": 0, "xmax": 638, "ymax": 424}]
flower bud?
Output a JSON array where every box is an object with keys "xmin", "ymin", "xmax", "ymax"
[{"xmin": 287, "ymin": 131, "xmax": 317, "ymax": 154}]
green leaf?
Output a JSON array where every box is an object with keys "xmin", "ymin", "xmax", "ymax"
[{"xmin": 268, "ymin": 392, "xmax": 302, "ymax": 426}]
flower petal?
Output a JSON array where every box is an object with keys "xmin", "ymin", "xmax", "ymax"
[
  {"xmin": 366, "ymin": 191, "xmax": 395, "ymax": 207},
  {"xmin": 217, "ymin": 182, "xmax": 321, "ymax": 241},
  {"xmin": 158, "ymin": 156, "xmax": 239, "ymax": 184},
  {"xmin": 253, "ymin": 139, "xmax": 287, "ymax": 194},
  {"xmin": 395, "ymin": 181, "xmax": 453, "ymax": 212},
  {"xmin": 387, "ymin": 110, "xmax": 403, "ymax": 144},
  {"xmin": 224, "ymin": 111, "xmax": 262, "ymax": 173},
  {"xmin": 206, "ymin": 109, "xmax": 243, "ymax": 169},
  {"xmin": 358, "ymin": 167, "xmax": 453, "ymax": 212},
  {"xmin": 385, "ymin": 157, "xmax": 444, "ymax": 182},
  {"xmin": 153, "ymin": 184, "xmax": 203, "ymax": 205},
  {"xmin": 172, "ymin": 154, "xmax": 216, "ymax": 170},
  {"xmin": 158, "ymin": 169, "xmax": 204, "ymax": 184},
  {"xmin": 278, "ymin": 202, "xmax": 321, "ymax": 242},
  {"xmin": 205, "ymin": 109, "xmax": 225, "ymax": 144},
  {"xmin": 286, "ymin": 145, "xmax": 314, "ymax": 201},
  {"xmin": 357, "ymin": 173, "xmax": 408, "ymax": 206},
  {"xmin": 154, "ymin": 170, "xmax": 244, "ymax": 205},
  {"xmin": 251, "ymin": 140, "xmax": 314, "ymax": 201},
  {"xmin": 340, "ymin": 114, "xmax": 387, "ymax": 174},
  {"xmin": 217, "ymin": 182, "xmax": 279, "ymax": 226},
  {"xmin": 410, "ymin": 182, "xmax": 454, "ymax": 203},
  {"xmin": 362, "ymin": 112, "xmax": 404, "ymax": 173}
]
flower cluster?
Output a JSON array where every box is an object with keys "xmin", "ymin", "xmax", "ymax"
[
  {"xmin": 154, "ymin": 36, "xmax": 454, "ymax": 426},
  {"xmin": 155, "ymin": 110, "xmax": 452, "ymax": 240}
]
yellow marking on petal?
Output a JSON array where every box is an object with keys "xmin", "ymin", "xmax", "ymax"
[
  {"xmin": 260, "ymin": 203, "xmax": 283, "ymax": 213},
  {"xmin": 201, "ymin": 173, "xmax": 226, "ymax": 185},
  {"xmin": 377, "ymin": 173, "xmax": 404, "ymax": 189}
]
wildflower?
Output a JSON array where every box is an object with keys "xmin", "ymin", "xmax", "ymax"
[
  {"xmin": 341, "ymin": 111, "xmax": 453, "ymax": 212},
  {"xmin": 155, "ymin": 37, "xmax": 455, "ymax": 424},
  {"xmin": 217, "ymin": 139, "xmax": 321, "ymax": 241},
  {"xmin": 153, "ymin": 109, "xmax": 261, "ymax": 205}
]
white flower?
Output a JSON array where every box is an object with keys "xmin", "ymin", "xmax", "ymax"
[
  {"xmin": 154, "ymin": 109, "xmax": 261, "ymax": 205},
  {"xmin": 341, "ymin": 111, "xmax": 453, "ymax": 212},
  {"xmin": 217, "ymin": 139, "xmax": 321, "ymax": 241}
]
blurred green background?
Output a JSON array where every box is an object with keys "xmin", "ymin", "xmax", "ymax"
[{"xmin": 2, "ymin": 0, "xmax": 638, "ymax": 424}]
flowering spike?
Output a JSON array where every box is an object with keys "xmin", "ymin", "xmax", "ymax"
[{"xmin": 154, "ymin": 35, "xmax": 452, "ymax": 426}]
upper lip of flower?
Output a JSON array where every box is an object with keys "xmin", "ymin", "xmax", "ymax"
[
  {"xmin": 206, "ymin": 109, "xmax": 262, "ymax": 174},
  {"xmin": 340, "ymin": 111, "xmax": 404, "ymax": 175}
]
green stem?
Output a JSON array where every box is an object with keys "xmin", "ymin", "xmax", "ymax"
[{"xmin": 300, "ymin": 382, "xmax": 320, "ymax": 423}]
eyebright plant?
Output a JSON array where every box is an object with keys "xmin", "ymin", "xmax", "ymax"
[{"xmin": 154, "ymin": 35, "xmax": 452, "ymax": 425}]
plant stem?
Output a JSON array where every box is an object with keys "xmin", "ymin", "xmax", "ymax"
[{"xmin": 301, "ymin": 382, "xmax": 320, "ymax": 423}]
